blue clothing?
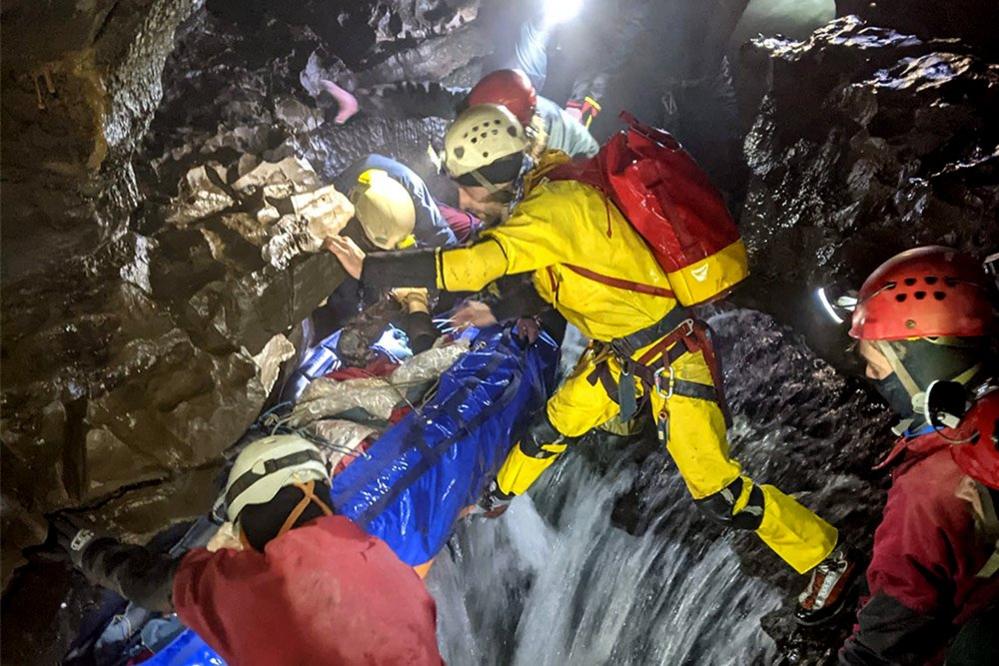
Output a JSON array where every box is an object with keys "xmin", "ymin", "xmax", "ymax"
[
  {"xmin": 507, "ymin": 20, "xmax": 549, "ymax": 91},
  {"xmin": 537, "ymin": 96, "xmax": 600, "ymax": 158},
  {"xmin": 335, "ymin": 154, "xmax": 457, "ymax": 249}
]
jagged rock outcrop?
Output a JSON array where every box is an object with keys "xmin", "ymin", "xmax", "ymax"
[
  {"xmin": 2, "ymin": 0, "xmax": 205, "ymax": 586},
  {"xmin": 1, "ymin": 0, "xmax": 489, "ymax": 598},
  {"xmin": 836, "ymin": 0, "xmax": 999, "ymax": 57},
  {"xmin": 736, "ymin": 16, "xmax": 998, "ymax": 367}
]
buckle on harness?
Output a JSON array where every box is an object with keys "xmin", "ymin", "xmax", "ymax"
[
  {"xmin": 677, "ymin": 318, "xmax": 696, "ymax": 339},
  {"xmin": 653, "ymin": 365, "xmax": 676, "ymax": 398}
]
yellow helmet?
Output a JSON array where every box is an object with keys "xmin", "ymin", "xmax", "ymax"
[{"xmin": 350, "ymin": 169, "xmax": 416, "ymax": 250}]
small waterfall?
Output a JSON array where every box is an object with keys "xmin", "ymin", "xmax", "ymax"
[
  {"xmin": 428, "ymin": 437, "xmax": 781, "ymax": 665},
  {"xmin": 427, "ymin": 308, "xmax": 889, "ymax": 664}
]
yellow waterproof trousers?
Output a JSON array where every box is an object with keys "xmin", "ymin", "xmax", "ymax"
[{"xmin": 496, "ymin": 338, "xmax": 838, "ymax": 574}]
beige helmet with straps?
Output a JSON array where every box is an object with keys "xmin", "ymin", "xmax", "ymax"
[
  {"xmin": 443, "ymin": 103, "xmax": 529, "ymax": 187},
  {"xmin": 224, "ymin": 434, "xmax": 329, "ymax": 524},
  {"xmin": 349, "ymin": 169, "xmax": 416, "ymax": 250}
]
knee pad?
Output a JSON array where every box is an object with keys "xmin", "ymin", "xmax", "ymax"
[
  {"xmin": 694, "ymin": 476, "xmax": 765, "ymax": 531},
  {"xmin": 520, "ymin": 410, "xmax": 576, "ymax": 458}
]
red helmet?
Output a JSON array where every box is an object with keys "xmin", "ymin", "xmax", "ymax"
[
  {"xmin": 850, "ymin": 246, "xmax": 994, "ymax": 340},
  {"xmin": 467, "ymin": 69, "xmax": 537, "ymax": 127},
  {"xmin": 950, "ymin": 390, "xmax": 999, "ymax": 490}
]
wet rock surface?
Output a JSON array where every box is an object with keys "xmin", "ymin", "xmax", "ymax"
[
  {"xmin": 1, "ymin": 0, "xmax": 487, "ymax": 611},
  {"xmin": 835, "ymin": 0, "xmax": 999, "ymax": 57},
  {"xmin": 736, "ymin": 16, "xmax": 998, "ymax": 368}
]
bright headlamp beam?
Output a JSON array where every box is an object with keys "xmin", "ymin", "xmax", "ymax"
[
  {"xmin": 543, "ymin": 0, "xmax": 583, "ymax": 27},
  {"xmin": 816, "ymin": 287, "xmax": 845, "ymax": 324}
]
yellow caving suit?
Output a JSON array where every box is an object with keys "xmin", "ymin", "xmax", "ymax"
[{"xmin": 389, "ymin": 175, "xmax": 835, "ymax": 573}]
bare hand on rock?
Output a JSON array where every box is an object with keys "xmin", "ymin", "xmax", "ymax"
[{"xmin": 325, "ymin": 235, "xmax": 365, "ymax": 279}]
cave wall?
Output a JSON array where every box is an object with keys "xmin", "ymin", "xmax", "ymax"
[
  {"xmin": 735, "ymin": 15, "xmax": 998, "ymax": 368},
  {"xmin": 1, "ymin": 0, "xmax": 489, "ymax": 593}
]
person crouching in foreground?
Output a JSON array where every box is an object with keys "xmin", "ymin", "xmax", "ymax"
[
  {"xmin": 53, "ymin": 435, "xmax": 443, "ymax": 666},
  {"xmin": 838, "ymin": 246, "xmax": 998, "ymax": 665}
]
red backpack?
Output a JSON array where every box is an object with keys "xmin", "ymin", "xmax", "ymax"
[{"xmin": 547, "ymin": 112, "xmax": 748, "ymax": 305}]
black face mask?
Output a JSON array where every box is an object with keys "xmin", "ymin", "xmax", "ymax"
[{"xmin": 873, "ymin": 374, "xmax": 917, "ymax": 420}]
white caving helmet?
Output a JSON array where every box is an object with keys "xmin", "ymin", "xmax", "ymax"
[
  {"xmin": 443, "ymin": 103, "xmax": 529, "ymax": 189},
  {"xmin": 224, "ymin": 434, "xmax": 329, "ymax": 524},
  {"xmin": 349, "ymin": 168, "xmax": 417, "ymax": 250}
]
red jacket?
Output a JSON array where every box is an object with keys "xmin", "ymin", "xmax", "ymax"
[
  {"xmin": 173, "ymin": 515, "xmax": 443, "ymax": 666},
  {"xmin": 841, "ymin": 428, "xmax": 999, "ymax": 665}
]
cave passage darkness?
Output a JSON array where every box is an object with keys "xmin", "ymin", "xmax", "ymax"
[{"xmin": 1, "ymin": 0, "xmax": 997, "ymax": 664}]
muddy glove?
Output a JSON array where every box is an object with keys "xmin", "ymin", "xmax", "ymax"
[
  {"xmin": 515, "ymin": 317, "xmax": 541, "ymax": 343},
  {"xmin": 51, "ymin": 515, "xmax": 178, "ymax": 612},
  {"xmin": 391, "ymin": 287, "xmax": 430, "ymax": 314},
  {"xmin": 466, "ymin": 480, "xmax": 514, "ymax": 519},
  {"xmin": 51, "ymin": 515, "xmax": 101, "ymax": 568}
]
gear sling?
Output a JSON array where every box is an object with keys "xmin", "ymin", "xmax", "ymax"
[{"xmin": 494, "ymin": 113, "xmax": 839, "ymax": 573}]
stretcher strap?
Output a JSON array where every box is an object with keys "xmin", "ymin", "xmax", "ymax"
[{"xmin": 352, "ymin": 342, "xmax": 516, "ymax": 525}]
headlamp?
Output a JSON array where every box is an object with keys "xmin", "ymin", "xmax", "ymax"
[
  {"xmin": 815, "ymin": 286, "xmax": 858, "ymax": 325},
  {"xmin": 542, "ymin": 0, "xmax": 583, "ymax": 27}
]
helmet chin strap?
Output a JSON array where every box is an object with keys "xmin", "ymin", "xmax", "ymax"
[
  {"xmin": 277, "ymin": 480, "xmax": 333, "ymax": 539},
  {"xmin": 876, "ymin": 340, "xmax": 984, "ymax": 415},
  {"xmin": 239, "ymin": 480, "xmax": 334, "ymax": 550},
  {"xmin": 876, "ymin": 340, "xmax": 924, "ymax": 411},
  {"xmin": 469, "ymin": 168, "xmax": 503, "ymax": 194}
]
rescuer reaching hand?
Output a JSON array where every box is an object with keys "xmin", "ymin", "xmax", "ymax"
[
  {"xmin": 828, "ymin": 247, "xmax": 999, "ymax": 664},
  {"xmin": 326, "ymin": 102, "xmax": 852, "ymax": 622},
  {"xmin": 52, "ymin": 435, "xmax": 443, "ymax": 666}
]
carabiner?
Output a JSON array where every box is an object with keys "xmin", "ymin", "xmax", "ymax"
[{"xmin": 653, "ymin": 365, "xmax": 675, "ymax": 398}]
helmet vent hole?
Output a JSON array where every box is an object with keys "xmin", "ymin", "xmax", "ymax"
[
  {"xmin": 904, "ymin": 278, "xmax": 917, "ymax": 286},
  {"xmin": 481, "ymin": 132, "xmax": 488, "ymax": 138},
  {"xmin": 463, "ymin": 133, "xmax": 469, "ymax": 139},
  {"xmin": 934, "ymin": 291, "xmax": 946, "ymax": 300},
  {"xmin": 905, "ymin": 319, "xmax": 917, "ymax": 329},
  {"xmin": 454, "ymin": 147, "xmax": 465, "ymax": 158},
  {"xmin": 924, "ymin": 276, "xmax": 938, "ymax": 285},
  {"xmin": 471, "ymin": 137, "xmax": 477, "ymax": 143},
  {"xmin": 492, "ymin": 129, "xmax": 499, "ymax": 135},
  {"xmin": 507, "ymin": 126, "xmax": 518, "ymax": 137},
  {"xmin": 482, "ymin": 152, "xmax": 489, "ymax": 158},
  {"xmin": 914, "ymin": 291, "xmax": 926, "ymax": 300},
  {"xmin": 472, "ymin": 125, "xmax": 479, "ymax": 132},
  {"xmin": 895, "ymin": 294, "xmax": 908, "ymax": 302}
]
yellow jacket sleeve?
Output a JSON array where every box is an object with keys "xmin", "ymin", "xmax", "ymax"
[
  {"xmin": 436, "ymin": 238, "xmax": 509, "ymax": 292},
  {"xmin": 438, "ymin": 183, "xmax": 577, "ymax": 292}
]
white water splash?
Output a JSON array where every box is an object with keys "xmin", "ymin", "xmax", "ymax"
[{"xmin": 428, "ymin": 451, "xmax": 781, "ymax": 665}]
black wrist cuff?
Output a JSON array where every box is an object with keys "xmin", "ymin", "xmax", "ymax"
[{"xmin": 361, "ymin": 248, "xmax": 438, "ymax": 291}]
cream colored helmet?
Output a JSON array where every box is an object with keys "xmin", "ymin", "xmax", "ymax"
[
  {"xmin": 224, "ymin": 434, "xmax": 329, "ymax": 523},
  {"xmin": 443, "ymin": 103, "xmax": 529, "ymax": 182},
  {"xmin": 349, "ymin": 169, "xmax": 416, "ymax": 250}
]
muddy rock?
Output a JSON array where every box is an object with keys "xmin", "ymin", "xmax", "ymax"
[
  {"xmin": 835, "ymin": 0, "xmax": 999, "ymax": 57},
  {"xmin": 1, "ymin": 0, "xmax": 490, "ymax": 616},
  {"xmin": 736, "ymin": 16, "xmax": 999, "ymax": 367}
]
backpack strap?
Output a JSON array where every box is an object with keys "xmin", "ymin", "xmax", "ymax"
[{"xmin": 564, "ymin": 264, "xmax": 675, "ymax": 299}]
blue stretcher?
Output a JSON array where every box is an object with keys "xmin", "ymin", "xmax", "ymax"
[{"xmin": 137, "ymin": 324, "xmax": 558, "ymax": 665}]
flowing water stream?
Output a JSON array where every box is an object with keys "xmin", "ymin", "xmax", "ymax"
[
  {"xmin": 428, "ymin": 437, "xmax": 781, "ymax": 665},
  {"xmin": 426, "ymin": 309, "xmax": 887, "ymax": 665}
]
